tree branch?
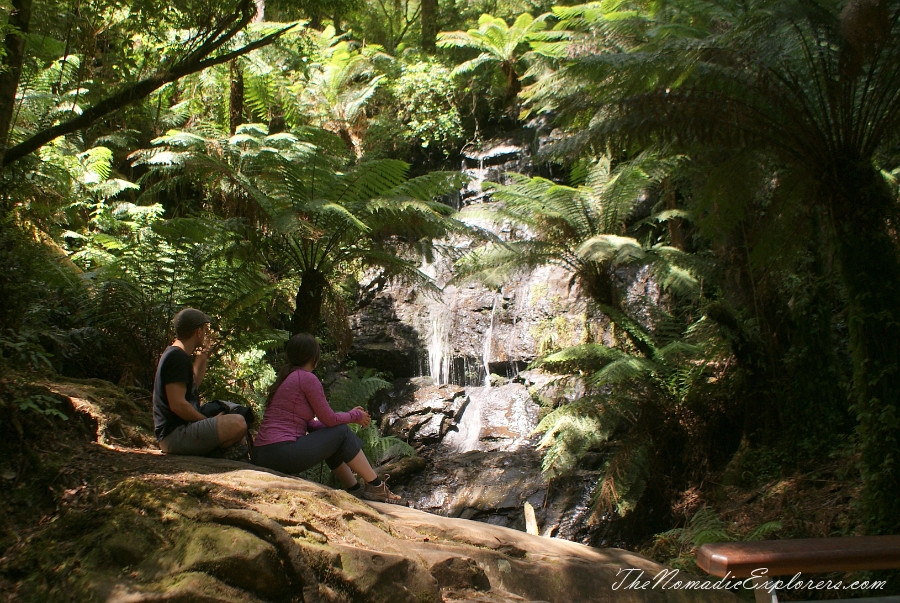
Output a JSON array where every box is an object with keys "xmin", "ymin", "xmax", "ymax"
[{"xmin": 1, "ymin": 20, "xmax": 296, "ymax": 168}]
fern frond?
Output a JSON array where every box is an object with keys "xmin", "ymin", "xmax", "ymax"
[
  {"xmin": 539, "ymin": 343, "xmax": 623, "ymax": 373},
  {"xmin": 329, "ymin": 369, "xmax": 391, "ymax": 411},
  {"xmin": 678, "ymin": 507, "xmax": 731, "ymax": 547},
  {"xmin": 592, "ymin": 355, "xmax": 658, "ymax": 385},
  {"xmin": 353, "ymin": 424, "xmax": 416, "ymax": 464},
  {"xmin": 535, "ymin": 396, "xmax": 616, "ymax": 479},
  {"xmin": 577, "ymin": 234, "xmax": 646, "ymax": 264},
  {"xmin": 594, "ymin": 436, "xmax": 651, "ymax": 516},
  {"xmin": 744, "ymin": 521, "xmax": 783, "ymax": 542}
]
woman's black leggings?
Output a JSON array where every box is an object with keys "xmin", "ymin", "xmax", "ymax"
[{"xmin": 251, "ymin": 425, "xmax": 363, "ymax": 474}]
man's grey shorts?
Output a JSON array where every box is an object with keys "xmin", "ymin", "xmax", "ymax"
[{"xmin": 159, "ymin": 417, "xmax": 220, "ymax": 455}]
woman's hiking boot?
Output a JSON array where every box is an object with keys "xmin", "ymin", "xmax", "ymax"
[{"xmin": 361, "ymin": 475, "xmax": 406, "ymax": 505}]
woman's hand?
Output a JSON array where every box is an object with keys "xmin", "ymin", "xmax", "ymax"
[{"xmin": 353, "ymin": 407, "xmax": 371, "ymax": 427}]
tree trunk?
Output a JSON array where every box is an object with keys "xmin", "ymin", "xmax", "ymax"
[
  {"xmin": 0, "ymin": 0, "xmax": 33, "ymax": 166},
  {"xmin": 830, "ymin": 162, "xmax": 900, "ymax": 535},
  {"xmin": 229, "ymin": 60, "xmax": 244, "ymax": 134},
  {"xmin": 664, "ymin": 178, "xmax": 684, "ymax": 250},
  {"xmin": 292, "ymin": 270, "xmax": 328, "ymax": 335},
  {"xmin": 420, "ymin": 0, "xmax": 437, "ymax": 54}
]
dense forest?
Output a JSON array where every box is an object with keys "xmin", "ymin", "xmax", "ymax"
[{"xmin": 2, "ymin": 0, "xmax": 900, "ymax": 567}]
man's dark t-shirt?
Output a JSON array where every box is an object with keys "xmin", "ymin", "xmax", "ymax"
[{"xmin": 153, "ymin": 346, "xmax": 200, "ymax": 441}]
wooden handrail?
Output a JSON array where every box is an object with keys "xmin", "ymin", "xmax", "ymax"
[{"xmin": 696, "ymin": 536, "xmax": 900, "ymax": 578}]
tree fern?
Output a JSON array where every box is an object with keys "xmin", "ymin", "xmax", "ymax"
[
  {"xmin": 527, "ymin": 0, "xmax": 900, "ymax": 533},
  {"xmin": 594, "ymin": 436, "xmax": 652, "ymax": 516},
  {"xmin": 437, "ymin": 12, "xmax": 569, "ymax": 106},
  {"xmin": 532, "ymin": 303, "xmax": 729, "ymax": 521},
  {"xmin": 136, "ymin": 122, "xmax": 470, "ymax": 345},
  {"xmin": 535, "ymin": 396, "xmax": 618, "ymax": 478}
]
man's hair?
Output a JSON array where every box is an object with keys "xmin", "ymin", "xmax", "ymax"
[{"xmin": 173, "ymin": 308, "xmax": 211, "ymax": 340}]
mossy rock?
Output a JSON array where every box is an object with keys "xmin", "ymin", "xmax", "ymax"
[{"xmin": 1, "ymin": 376, "xmax": 742, "ymax": 603}]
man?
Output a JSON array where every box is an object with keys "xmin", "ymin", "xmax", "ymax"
[{"xmin": 152, "ymin": 308, "xmax": 247, "ymax": 456}]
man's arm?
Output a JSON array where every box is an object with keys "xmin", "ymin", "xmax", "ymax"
[
  {"xmin": 194, "ymin": 336, "xmax": 218, "ymax": 387},
  {"xmin": 165, "ymin": 382, "xmax": 208, "ymax": 422},
  {"xmin": 193, "ymin": 348, "xmax": 210, "ymax": 386}
]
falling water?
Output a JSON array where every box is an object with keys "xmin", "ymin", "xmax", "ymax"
[
  {"xmin": 482, "ymin": 294, "xmax": 498, "ymax": 387},
  {"xmin": 428, "ymin": 308, "xmax": 451, "ymax": 385},
  {"xmin": 354, "ymin": 135, "xmax": 616, "ymax": 543}
]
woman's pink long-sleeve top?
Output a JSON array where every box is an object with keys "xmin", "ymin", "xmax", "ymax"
[{"xmin": 254, "ymin": 368, "xmax": 364, "ymax": 447}]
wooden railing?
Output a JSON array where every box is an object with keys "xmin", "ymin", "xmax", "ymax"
[{"xmin": 695, "ymin": 536, "xmax": 900, "ymax": 603}]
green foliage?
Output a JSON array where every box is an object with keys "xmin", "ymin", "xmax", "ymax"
[
  {"xmin": 203, "ymin": 330, "xmax": 287, "ymax": 417},
  {"xmin": 135, "ymin": 122, "xmax": 469, "ymax": 345},
  {"xmin": 13, "ymin": 392, "xmax": 68, "ymax": 420},
  {"xmin": 288, "ymin": 30, "xmax": 393, "ymax": 156},
  {"xmin": 328, "ymin": 367, "xmax": 415, "ymax": 471},
  {"xmin": 534, "ymin": 312, "xmax": 728, "ymax": 519},
  {"xmin": 353, "ymin": 423, "xmax": 417, "ymax": 465},
  {"xmin": 0, "ymin": 0, "xmax": 889, "ymax": 553},
  {"xmin": 237, "ymin": 23, "xmax": 317, "ymax": 124},
  {"xmin": 0, "ymin": 373, "xmax": 68, "ymax": 420},
  {"xmin": 373, "ymin": 58, "xmax": 464, "ymax": 157},
  {"xmin": 456, "ymin": 147, "xmax": 731, "ymax": 525},
  {"xmin": 517, "ymin": 0, "xmax": 900, "ymax": 534},
  {"xmin": 438, "ymin": 11, "xmax": 569, "ymax": 113},
  {"xmin": 649, "ymin": 506, "xmax": 782, "ymax": 570},
  {"xmin": 327, "ymin": 368, "xmax": 392, "ymax": 412},
  {"xmin": 457, "ymin": 155, "xmax": 701, "ymax": 346},
  {"xmin": 50, "ymin": 154, "xmax": 289, "ymax": 387},
  {"xmin": 340, "ymin": 0, "xmax": 418, "ymax": 54},
  {"xmin": 0, "ymin": 331, "xmax": 54, "ymax": 374},
  {"xmin": 535, "ymin": 396, "xmax": 616, "ymax": 478}
]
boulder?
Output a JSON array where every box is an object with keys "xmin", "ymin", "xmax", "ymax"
[
  {"xmin": 10, "ymin": 454, "xmax": 738, "ymax": 603},
  {"xmin": 1, "ymin": 376, "xmax": 740, "ymax": 603}
]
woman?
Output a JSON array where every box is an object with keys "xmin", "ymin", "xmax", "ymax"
[{"xmin": 251, "ymin": 333, "xmax": 403, "ymax": 504}]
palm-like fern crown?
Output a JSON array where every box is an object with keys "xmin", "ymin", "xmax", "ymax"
[
  {"xmin": 529, "ymin": 0, "xmax": 900, "ymax": 178},
  {"xmin": 438, "ymin": 13, "xmax": 554, "ymax": 71},
  {"xmin": 284, "ymin": 28, "xmax": 391, "ymax": 155},
  {"xmin": 437, "ymin": 12, "xmax": 571, "ymax": 102},
  {"xmin": 135, "ymin": 123, "xmax": 468, "ymax": 274},
  {"xmin": 456, "ymin": 155, "xmax": 699, "ymax": 301}
]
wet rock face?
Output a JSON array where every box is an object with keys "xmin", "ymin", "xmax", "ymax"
[
  {"xmin": 349, "ymin": 136, "xmax": 605, "ymax": 384},
  {"xmin": 350, "ymin": 256, "xmax": 603, "ymax": 385},
  {"xmin": 440, "ymin": 384, "xmax": 539, "ymax": 453},
  {"xmin": 347, "ymin": 294, "xmax": 425, "ymax": 378},
  {"xmin": 382, "ymin": 380, "xmax": 469, "ymax": 444},
  {"xmin": 349, "ymin": 136, "xmax": 667, "ymax": 546},
  {"xmin": 380, "ymin": 380, "xmax": 540, "ymax": 454},
  {"xmin": 379, "ymin": 374, "xmax": 609, "ymax": 543}
]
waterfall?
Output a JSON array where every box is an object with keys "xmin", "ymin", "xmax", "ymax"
[
  {"xmin": 444, "ymin": 391, "xmax": 483, "ymax": 453},
  {"xmin": 428, "ymin": 308, "xmax": 451, "ymax": 385},
  {"xmin": 482, "ymin": 294, "xmax": 498, "ymax": 387}
]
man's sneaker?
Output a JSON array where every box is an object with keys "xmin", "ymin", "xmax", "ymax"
[{"xmin": 361, "ymin": 476, "xmax": 406, "ymax": 505}]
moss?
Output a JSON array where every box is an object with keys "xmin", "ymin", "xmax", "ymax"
[
  {"xmin": 528, "ymin": 283, "xmax": 550, "ymax": 306},
  {"xmin": 171, "ymin": 524, "xmax": 290, "ymax": 597}
]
